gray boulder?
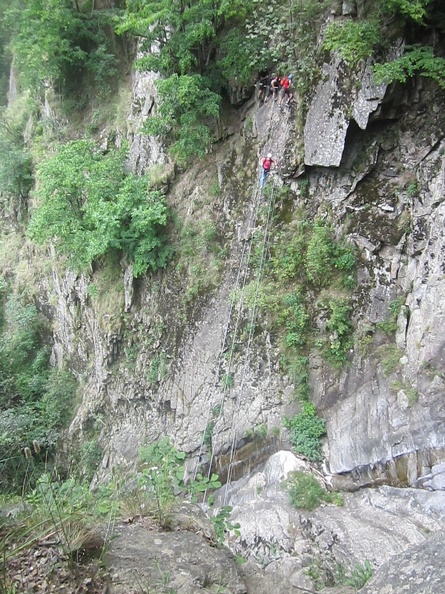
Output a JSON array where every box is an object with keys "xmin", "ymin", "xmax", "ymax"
[
  {"xmin": 360, "ymin": 530, "xmax": 445, "ymax": 594},
  {"xmin": 106, "ymin": 521, "xmax": 246, "ymax": 594}
]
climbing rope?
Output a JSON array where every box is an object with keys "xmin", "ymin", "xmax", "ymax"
[
  {"xmin": 191, "ymin": 150, "xmax": 281, "ymax": 507},
  {"xmin": 202, "ymin": 176, "xmax": 279, "ymax": 504},
  {"xmin": 192, "ymin": 175, "xmax": 266, "ymax": 483},
  {"xmin": 222, "ymin": 176, "xmax": 279, "ymax": 505}
]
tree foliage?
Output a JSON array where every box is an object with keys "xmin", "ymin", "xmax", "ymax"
[
  {"xmin": 374, "ymin": 45, "xmax": 445, "ymax": 88},
  {"xmin": 0, "ymin": 105, "xmax": 33, "ymax": 206},
  {"xmin": 116, "ymin": 0, "xmax": 257, "ymax": 161},
  {"xmin": 322, "ymin": 0, "xmax": 445, "ymax": 90},
  {"xmin": 27, "ymin": 140, "xmax": 171, "ymax": 276},
  {"xmin": 5, "ymin": 0, "xmax": 85, "ymax": 91},
  {"xmin": 116, "ymin": 0, "xmax": 252, "ymax": 76},
  {"xmin": 379, "ymin": 0, "xmax": 431, "ymax": 23},
  {"xmin": 0, "ymin": 292, "xmax": 48, "ymax": 408},
  {"xmin": 144, "ymin": 73, "xmax": 221, "ymax": 163},
  {"xmin": 0, "ymin": 285, "xmax": 78, "ymax": 492},
  {"xmin": 3, "ymin": 0, "xmax": 120, "ymax": 96},
  {"xmin": 323, "ymin": 20, "xmax": 381, "ymax": 68}
]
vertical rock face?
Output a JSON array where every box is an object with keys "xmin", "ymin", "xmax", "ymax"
[
  {"xmin": 303, "ymin": 55, "xmax": 388, "ymax": 167},
  {"xmin": 126, "ymin": 61, "xmax": 167, "ymax": 175},
  {"xmin": 40, "ymin": 29, "xmax": 445, "ymax": 493},
  {"xmin": 304, "ymin": 59, "xmax": 445, "ymax": 486}
]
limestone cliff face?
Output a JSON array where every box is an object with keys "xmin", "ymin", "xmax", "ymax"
[
  {"xmin": 303, "ymin": 60, "xmax": 445, "ymax": 488},
  {"xmin": 40, "ymin": 34, "xmax": 445, "ymax": 492}
]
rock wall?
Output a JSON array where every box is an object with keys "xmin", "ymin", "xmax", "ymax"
[
  {"xmin": 304, "ymin": 66, "xmax": 445, "ymax": 487},
  {"xmin": 36, "ymin": 25, "xmax": 445, "ymax": 493}
]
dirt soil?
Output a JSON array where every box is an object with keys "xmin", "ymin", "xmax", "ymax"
[{"xmin": 2, "ymin": 529, "xmax": 109, "ymax": 594}]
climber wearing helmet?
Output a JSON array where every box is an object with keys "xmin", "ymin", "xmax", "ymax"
[
  {"xmin": 260, "ymin": 152, "xmax": 278, "ymax": 188},
  {"xmin": 278, "ymin": 74, "xmax": 294, "ymax": 110}
]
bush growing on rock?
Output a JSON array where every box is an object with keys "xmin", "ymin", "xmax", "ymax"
[
  {"xmin": 283, "ymin": 402, "xmax": 326, "ymax": 462},
  {"xmin": 27, "ymin": 140, "xmax": 172, "ymax": 277},
  {"xmin": 285, "ymin": 471, "xmax": 342, "ymax": 510}
]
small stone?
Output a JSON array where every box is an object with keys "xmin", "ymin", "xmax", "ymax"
[{"xmin": 379, "ymin": 203, "xmax": 395, "ymax": 212}]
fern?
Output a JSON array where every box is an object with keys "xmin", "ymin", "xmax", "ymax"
[{"xmin": 374, "ymin": 45, "xmax": 445, "ymax": 89}]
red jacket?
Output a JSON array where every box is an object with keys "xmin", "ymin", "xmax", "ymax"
[
  {"xmin": 281, "ymin": 77, "xmax": 290, "ymax": 90},
  {"xmin": 262, "ymin": 157, "xmax": 275, "ymax": 171}
]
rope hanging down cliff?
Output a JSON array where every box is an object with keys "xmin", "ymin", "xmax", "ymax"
[
  {"xmin": 222, "ymin": 176, "xmax": 279, "ymax": 505},
  {"xmin": 192, "ymin": 175, "xmax": 265, "ymax": 483},
  {"xmin": 192, "ymin": 167, "xmax": 280, "ymax": 503}
]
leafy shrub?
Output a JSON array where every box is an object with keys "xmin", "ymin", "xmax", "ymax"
[
  {"xmin": 0, "ymin": 288, "xmax": 78, "ymax": 493},
  {"xmin": 271, "ymin": 226, "xmax": 307, "ymax": 282},
  {"xmin": 374, "ymin": 45, "xmax": 445, "ymax": 89},
  {"xmin": 281, "ymin": 292, "xmax": 310, "ymax": 348},
  {"xmin": 0, "ymin": 294, "xmax": 49, "ymax": 407},
  {"xmin": 0, "ymin": 114, "xmax": 33, "ymax": 202},
  {"xmin": 211, "ymin": 505, "xmax": 240, "ymax": 543},
  {"xmin": 285, "ymin": 354, "xmax": 310, "ymax": 401},
  {"xmin": 283, "ymin": 402, "xmax": 326, "ymax": 462},
  {"xmin": 323, "ymin": 20, "xmax": 381, "ymax": 67},
  {"xmin": 27, "ymin": 140, "xmax": 171, "ymax": 277},
  {"xmin": 286, "ymin": 471, "xmax": 341, "ymax": 510},
  {"xmin": 321, "ymin": 298, "xmax": 354, "ymax": 368},
  {"xmin": 305, "ymin": 223, "xmax": 336, "ymax": 287},
  {"xmin": 377, "ymin": 296, "xmax": 405, "ymax": 335},
  {"xmin": 378, "ymin": 344, "xmax": 403, "ymax": 376},
  {"xmin": 0, "ymin": 367, "xmax": 77, "ymax": 493},
  {"xmin": 177, "ymin": 218, "xmax": 226, "ymax": 301},
  {"xmin": 138, "ymin": 437, "xmax": 221, "ymax": 524},
  {"xmin": 144, "ymin": 74, "xmax": 221, "ymax": 163}
]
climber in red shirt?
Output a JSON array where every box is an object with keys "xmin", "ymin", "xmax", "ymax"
[
  {"xmin": 278, "ymin": 74, "xmax": 294, "ymax": 110},
  {"xmin": 260, "ymin": 153, "xmax": 278, "ymax": 188}
]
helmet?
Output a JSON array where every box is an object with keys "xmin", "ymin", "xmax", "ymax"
[{"xmin": 267, "ymin": 153, "xmax": 272, "ymax": 158}]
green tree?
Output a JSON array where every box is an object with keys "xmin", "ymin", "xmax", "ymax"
[
  {"xmin": 27, "ymin": 140, "xmax": 171, "ymax": 276},
  {"xmin": 116, "ymin": 0, "xmax": 255, "ymax": 161},
  {"xmin": 379, "ymin": 0, "xmax": 431, "ymax": 23},
  {"xmin": 374, "ymin": 45, "xmax": 445, "ymax": 89},
  {"xmin": 284, "ymin": 402, "xmax": 326, "ymax": 462},
  {"xmin": 3, "ymin": 0, "xmax": 120, "ymax": 97},
  {"xmin": 0, "ymin": 293, "xmax": 49, "ymax": 407},
  {"xmin": 144, "ymin": 73, "xmax": 221, "ymax": 163},
  {"xmin": 323, "ymin": 20, "xmax": 381, "ymax": 68},
  {"xmin": 0, "ymin": 102, "xmax": 33, "ymax": 212},
  {"xmin": 5, "ymin": 0, "xmax": 87, "ymax": 92},
  {"xmin": 0, "ymin": 284, "xmax": 78, "ymax": 493},
  {"xmin": 117, "ymin": 0, "xmax": 252, "ymax": 76},
  {"xmin": 322, "ymin": 0, "xmax": 444, "ymax": 90}
]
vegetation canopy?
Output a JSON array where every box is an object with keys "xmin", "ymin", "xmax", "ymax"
[
  {"xmin": 27, "ymin": 140, "xmax": 171, "ymax": 277},
  {"xmin": 3, "ymin": 0, "xmax": 121, "ymax": 97},
  {"xmin": 0, "ymin": 284, "xmax": 78, "ymax": 493}
]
